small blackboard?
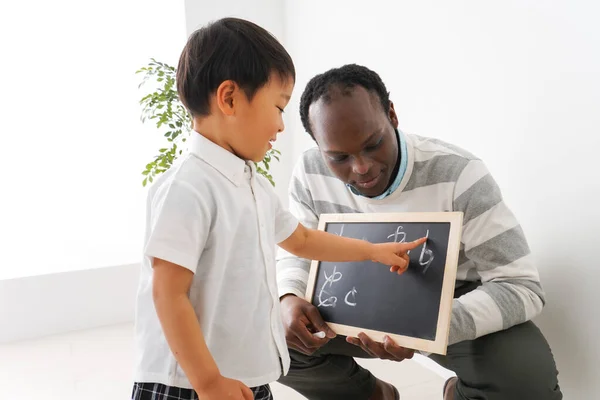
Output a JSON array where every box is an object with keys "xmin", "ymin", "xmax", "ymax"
[{"xmin": 305, "ymin": 212, "xmax": 463, "ymax": 355}]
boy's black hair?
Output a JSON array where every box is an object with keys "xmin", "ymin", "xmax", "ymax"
[
  {"xmin": 177, "ymin": 17, "xmax": 295, "ymax": 117},
  {"xmin": 299, "ymin": 64, "xmax": 390, "ymax": 139}
]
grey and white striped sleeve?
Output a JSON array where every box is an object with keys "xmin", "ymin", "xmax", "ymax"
[{"xmin": 449, "ymin": 159, "xmax": 545, "ymax": 345}]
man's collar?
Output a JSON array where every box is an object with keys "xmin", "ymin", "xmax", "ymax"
[{"xmin": 346, "ymin": 129, "xmax": 408, "ymax": 199}]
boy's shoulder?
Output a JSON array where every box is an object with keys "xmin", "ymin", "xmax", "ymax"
[{"xmin": 147, "ymin": 154, "xmax": 218, "ymax": 206}]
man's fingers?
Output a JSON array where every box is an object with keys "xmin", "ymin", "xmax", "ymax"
[
  {"xmin": 287, "ymin": 314, "xmax": 325, "ymax": 350},
  {"xmin": 357, "ymin": 333, "xmax": 388, "ymax": 359},
  {"xmin": 294, "ymin": 324, "xmax": 326, "ymax": 350},
  {"xmin": 290, "ymin": 318, "xmax": 330, "ymax": 350},
  {"xmin": 347, "ymin": 336, "xmax": 378, "ymax": 357},
  {"xmin": 383, "ymin": 335, "xmax": 415, "ymax": 360},
  {"xmin": 306, "ymin": 306, "xmax": 336, "ymax": 339}
]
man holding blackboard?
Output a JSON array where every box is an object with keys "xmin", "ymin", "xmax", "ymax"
[{"xmin": 276, "ymin": 64, "xmax": 562, "ymax": 400}]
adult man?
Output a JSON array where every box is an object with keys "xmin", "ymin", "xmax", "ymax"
[{"xmin": 276, "ymin": 64, "xmax": 562, "ymax": 400}]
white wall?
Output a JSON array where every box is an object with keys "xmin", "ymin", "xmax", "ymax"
[
  {"xmin": 0, "ymin": 264, "xmax": 139, "ymax": 343},
  {"xmin": 0, "ymin": 0, "xmax": 185, "ymax": 340},
  {"xmin": 184, "ymin": 0, "xmax": 294, "ymax": 205},
  {"xmin": 0, "ymin": 0, "xmax": 187, "ymax": 280},
  {"xmin": 283, "ymin": 1, "xmax": 600, "ymax": 398}
]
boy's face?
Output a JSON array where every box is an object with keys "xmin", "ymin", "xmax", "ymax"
[{"xmin": 231, "ymin": 74, "xmax": 294, "ymax": 162}]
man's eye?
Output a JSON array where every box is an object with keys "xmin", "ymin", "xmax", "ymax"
[
  {"xmin": 365, "ymin": 138, "xmax": 383, "ymax": 152},
  {"xmin": 329, "ymin": 155, "xmax": 348, "ymax": 163}
]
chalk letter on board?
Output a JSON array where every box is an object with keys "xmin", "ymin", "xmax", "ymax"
[
  {"xmin": 388, "ymin": 225, "xmax": 411, "ymax": 254},
  {"xmin": 317, "ymin": 266, "xmax": 343, "ymax": 308},
  {"xmin": 387, "ymin": 225, "xmax": 407, "ymax": 243},
  {"xmin": 419, "ymin": 229, "xmax": 434, "ymax": 273},
  {"xmin": 344, "ymin": 287, "xmax": 358, "ymax": 307}
]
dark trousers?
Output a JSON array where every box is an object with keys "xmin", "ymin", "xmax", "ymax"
[
  {"xmin": 278, "ymin": 283, "xmax": 562, "ymax": 400},
  {"xmin": 278, "ymin": 321, "xmax": 562, "ymax": 400}
]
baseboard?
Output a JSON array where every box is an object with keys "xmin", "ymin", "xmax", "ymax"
[{"xmin": 0, "ymin": 263, "xmax": 140, "ymax": 344}]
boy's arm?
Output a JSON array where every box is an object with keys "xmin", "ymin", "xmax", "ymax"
[
  {"xmin": 278, "ymin": 222, "xmax": 426, "ymax": 271},
  {"xmin": 152, "ymin": 258, "xmax": 219, "ymax": 389},
  {"xmin": 153, "ymin": 258, "xmax": 253, "ymax": 400}
]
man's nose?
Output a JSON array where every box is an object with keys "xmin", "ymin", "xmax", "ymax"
[{"xmin": 352, "ymin": 157, "xmax": 372, "ymax": 175}]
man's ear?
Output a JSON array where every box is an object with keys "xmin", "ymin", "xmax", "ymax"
[
  {"xmin": 215, "ymin": 80, "xmax": 238, "ymax": 116},
  {"xmin": 388, "ymin": 101, "xmax": 399, "ymax": 128}
]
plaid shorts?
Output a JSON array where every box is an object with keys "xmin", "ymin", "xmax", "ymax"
[{"xmin": 131, "ymin": 382, "xmax": 272, "ymax": 400}]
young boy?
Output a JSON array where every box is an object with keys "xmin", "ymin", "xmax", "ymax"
[{"xmin": 131, "ymin": 18, "xmax": 425, "ymax": 400}]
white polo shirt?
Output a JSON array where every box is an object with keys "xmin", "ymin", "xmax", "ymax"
[{"xmin": 133, "ymin": 132, "xmax": 298, "ymax": 389}]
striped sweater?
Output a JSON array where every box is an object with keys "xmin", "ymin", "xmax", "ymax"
[{"xmin": 276, "ymin": 133, "xmax": 545, "ymax": 345}]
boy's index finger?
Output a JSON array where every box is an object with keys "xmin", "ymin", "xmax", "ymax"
[{"xmin": 398, "ymin": 237, "xmax": 427, "ymax": 251}]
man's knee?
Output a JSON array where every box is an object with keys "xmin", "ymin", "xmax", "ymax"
[
  {"xmin": 453, "ymin": 375, "xmax": 562, "ymax": 400},
  {"xmin": 279, "ymin": 348, "xmax": 376, "ymax": 400},
  {"xmin": 445, "ymin": 322, "xmax": 563, "ymax": 400}
]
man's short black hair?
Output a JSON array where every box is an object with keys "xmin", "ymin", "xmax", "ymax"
[
  {"xmin": 299, "ymin": 64, "xmax": 390, "ymax": 139},
  {"xmin": 177, "ymin": 17, "xmax": 295, "ymax": 117}
]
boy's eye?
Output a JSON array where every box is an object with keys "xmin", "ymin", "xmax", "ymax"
[{"xmin": 277, "ymin": 106, "xmax": 285, "ymax": 113}]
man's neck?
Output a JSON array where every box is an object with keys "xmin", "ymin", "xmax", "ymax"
[{"xmin": 373, "ymin": 129, "xmax": 401, "ymax": 198}]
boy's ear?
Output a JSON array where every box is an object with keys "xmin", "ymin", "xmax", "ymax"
[{"xmin": 216, "ymin": 80, "xmax": 238, "ymax": 116}]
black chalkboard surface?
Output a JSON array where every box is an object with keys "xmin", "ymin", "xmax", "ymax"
[{"xmin": 305, "ymin": 212, "xmax": 463, "ymax": 355}]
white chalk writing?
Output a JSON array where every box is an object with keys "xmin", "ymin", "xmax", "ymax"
[
  {"xmin": 419, "ymin": 229, "xmax": 434, "ymax": 273},
  {"xmin": 317, "ymin": 266, "xmax": 343, "ymax": 307},
  {"xmin": 387, "ymin": 225, "xmax": 436, "ymax": 274},
  {"xmin": 344, "ymin": 287, "xmax": 358, "ymax": 306},
  {"xmin": 387, "ymin": 225, "xmax": 407, "ymax": 243}
]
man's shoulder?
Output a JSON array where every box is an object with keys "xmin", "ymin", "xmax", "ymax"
[
  {"xmin": 403, "ymin": 134, "xmax": 485, "ymax": 192},
  {"xmin": 408, "ymin": 134, "xmax": 480, "ymax": 161}
]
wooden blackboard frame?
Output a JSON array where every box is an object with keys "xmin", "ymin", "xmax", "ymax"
[{"xmin": 305, "ymin": 212, "xmax": 463, "ymax": 355}]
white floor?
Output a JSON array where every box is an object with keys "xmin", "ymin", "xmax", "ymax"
[{"xmin": 0, "ymin": 323, "xmax": 447, "ymax": 400}]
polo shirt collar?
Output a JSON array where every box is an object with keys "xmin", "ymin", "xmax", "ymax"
[{"xmin": 187, "ymin": 131, "xmax": 249, "ymax": 186}]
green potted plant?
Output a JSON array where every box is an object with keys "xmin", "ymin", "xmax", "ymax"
[{"xmin": 137, "ymin": 59, "xmax": 281, "ymax": 187}]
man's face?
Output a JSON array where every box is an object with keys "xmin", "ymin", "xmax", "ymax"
[{"xmin": 309, "ymin": 86, "xmax": 399, "ymax": 197}]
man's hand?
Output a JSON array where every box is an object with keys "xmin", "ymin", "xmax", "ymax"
[
  {"xmin": 197, "ymin": 375, "xmax": 253, "ymax": 400},
  {"xmin": 346, "ymin": 333, "xmax": 415, "ymax": 361},
  {"xmin": 280, "ymin": 295, "xmax": 336, "ymax": 355}
]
